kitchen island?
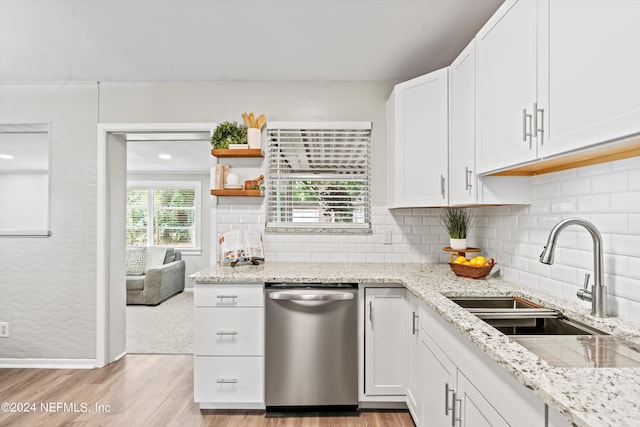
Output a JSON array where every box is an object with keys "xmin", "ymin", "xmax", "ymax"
[{"xmin": 191, "ymin": 262, "xmax": 640, "ymax": 427}]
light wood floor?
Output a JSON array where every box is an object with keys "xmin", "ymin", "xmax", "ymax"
[{"xmin": 0, "ymin": 355, "xmax": 415, "ymax": 427}]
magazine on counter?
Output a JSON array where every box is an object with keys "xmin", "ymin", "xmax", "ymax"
[{"xmin": 219, "ymin": 230, "xmax": 264, "ymax": 266}]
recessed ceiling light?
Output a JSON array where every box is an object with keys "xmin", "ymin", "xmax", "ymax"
[
  {"xmin": 0, "ymin": 154, "xmax": 14, "ymax": 160},
  {"xmin": 158, "ymin": 154, "xmax": 172, "ymax": 160}
]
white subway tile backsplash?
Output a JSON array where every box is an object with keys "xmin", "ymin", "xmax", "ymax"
[
  {"xmin": 550, "ymin": 198, "xmax": 576, "ymax": 213},
  {"xmin": 591, "ymin": 171, "xmax": 628, "ymax": 194},
  {"xmin": 215, "ymin": 156, "xmax": 640, "ymax": 322},
  {"xmin": 611, "ymin": 191, "xmax": 640, "ymax": 212}
]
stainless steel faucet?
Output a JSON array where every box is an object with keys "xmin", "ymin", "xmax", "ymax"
[{"xmin": 539, "ymin": 217, "xmax": 608, "ymax": 317}]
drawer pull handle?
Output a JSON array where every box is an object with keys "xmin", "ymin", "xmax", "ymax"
[
  {"xmin": 216, "ymin": 331, "xmax": 238, "ymax": 336},
  {"xmin": 217, "ymin": 295, "xmax": 238, "ymax": 299},
  {"xmin": 216, "ymin": 378, "xmax": 238, "ymax": 384}
]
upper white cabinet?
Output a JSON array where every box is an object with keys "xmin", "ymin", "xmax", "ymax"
[
  {"xmin": 387, "ymin": 68, "xmax": 449, "ymax": 208},
  {"xmin": 539, "ymin": 0, "xmax": 640, "ymax": 158},
  {"xmin": 450, "ymin": 38, "xmax": 532, "ymax": 206},
  {"xmin": 449, "ymin": 40, "xmax": 478, "ymax": 205},
  {"xmin": 477, "ymin": 0, "xmax": 640, "ymax": 174},
  {"xmin": 476, "ymin": 0, "xmax": 539, "ymax": 174}
]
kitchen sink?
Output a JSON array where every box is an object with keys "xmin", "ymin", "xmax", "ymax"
[
  {"xmin": 448, "ymin": 296, "xmax": 606, "ymax": 335},
  {"xmin": 448, "ymin": 295, "xmax": 640, "ymax": 367}
]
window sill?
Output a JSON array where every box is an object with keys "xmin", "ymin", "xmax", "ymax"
[{"xmin": 265, "ymin": 227, "xmax": 372, "ymax": 234}]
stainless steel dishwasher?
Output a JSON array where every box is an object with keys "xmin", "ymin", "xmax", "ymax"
[{"xmin": 265, "ymin": 282, "xmax": 358, "ymax": 411}]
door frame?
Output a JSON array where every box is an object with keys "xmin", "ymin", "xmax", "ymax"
[{"xmin": 96, "ymin": 123, "xmax": 215, "ymax": 367}]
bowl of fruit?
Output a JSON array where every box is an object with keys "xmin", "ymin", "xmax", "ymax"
[{"xmin": 448, "ymin": 254, "xmax": 495, "ymax": 279}]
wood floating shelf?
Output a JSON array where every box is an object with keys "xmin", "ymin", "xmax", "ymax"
[
  {"xmin": 211, "ymin": 148, "xmax": 264, "ymax": 158},
  {"xmin": 211, "ymin": 189, "xmax": 264, "ymax": 197}
]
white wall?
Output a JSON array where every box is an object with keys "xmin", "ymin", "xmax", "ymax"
[
  {"xmin": 0, "ymin": 82, "xmax": 99, "ymax": 359},
  {"xmin": 0, "ymin": 172, "xmax": 48, "ymax": 230}
]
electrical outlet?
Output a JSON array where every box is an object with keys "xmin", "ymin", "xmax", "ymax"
[
  {"xmin": 0, "ymin": 322, "xmax": 8, "ymax": 338},
  {"xmin": 383, "ymin": 229, "xmax": 392, "ymax": 245}
]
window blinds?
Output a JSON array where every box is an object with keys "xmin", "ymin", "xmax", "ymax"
[{"xmin": 266, "ymin": 122, "xmax": 372, "ymax": 231}]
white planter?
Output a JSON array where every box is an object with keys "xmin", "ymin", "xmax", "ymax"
[
  {"xmin": 247, "ymin": 128, "xmax": 261, "ymax": 149},
  {"xmin": 450, "ymin": 238, "xmax": 467, "ymax": 250}
]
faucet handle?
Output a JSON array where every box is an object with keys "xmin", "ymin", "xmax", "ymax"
[
  {"xmin": 583, "ymin": 273, "xmax": 591, "ymax": 291},
  {"xmin": 577, "ymin": 273, "xmax": 592, "ymax": 302}
]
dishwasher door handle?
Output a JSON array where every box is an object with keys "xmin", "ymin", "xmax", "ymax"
[{"xmin": 269, "ymin": 291, "xmax": 354, "ymax": 301}]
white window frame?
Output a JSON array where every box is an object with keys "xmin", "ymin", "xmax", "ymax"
[
  {"xmin": 126, "ymin": 180, "xmax": 202, "ymax": 254},
  {"xmin": 265, "ymin": 121, "xmax": 372, "ymax": 233}
]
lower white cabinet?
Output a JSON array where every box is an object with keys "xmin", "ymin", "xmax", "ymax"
[
  {"xmin": 405, "ymin": 292, "xmax": 422, "ymax": 422},
  {"xmin": 194, "ymin": 356, "xmax": 263, "ymax": 404},
  {"xmin": 417, "ymin": 301, "xmax": 545, "ymax": 426},
  {"xmin": 364, "ymin": 287, "xmax": 406, "ymax": 396},
  {"xmin": 419, "ymin": 328, "xmax": 455, "ymax": 427},
  {"xmin": 193, "ymin": 283, "xmax": 264, "ymax": 409}
]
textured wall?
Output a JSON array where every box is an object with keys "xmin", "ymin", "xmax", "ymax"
[{"xmin": 0, "ymin": 83, "xmax": 99, "ymax": 358}]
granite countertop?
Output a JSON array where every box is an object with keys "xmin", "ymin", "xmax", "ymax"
[{"xmin": 190, "ymin": 262, "xmax": 640, "ymax": 427}]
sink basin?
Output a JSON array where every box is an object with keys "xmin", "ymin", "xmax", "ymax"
[
  {"xmin": 488, "ymin": 316, "xmax": 607, "ymax": 336},
  {"xmin": 448, "ymin": 295, "xmax": 640, "ymax": 367}
]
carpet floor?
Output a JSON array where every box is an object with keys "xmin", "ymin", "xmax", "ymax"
[{"xmin": 126, "ymin": 291, "xmax": 193, "ymax": 354}]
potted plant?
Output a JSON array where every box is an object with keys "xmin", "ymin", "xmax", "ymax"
[
  {"xmin": 211, "ymin": 121, "xmax": 248, "ymax": 149},
  {"xmin": 439, "ymin": 207, "xmax": 474, "ymax": 250}
]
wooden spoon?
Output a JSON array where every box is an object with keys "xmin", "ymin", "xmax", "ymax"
[
  {"xmin": 256, "ymin": 114, "xmax": 266, "ymax": 129},
  {"xmin": 248, "ymin": 112, "xmax": 256, "ymax": 128},
  {"xmin": 241, "ymin": 112, "xmax": 250, "ymax": 128}
]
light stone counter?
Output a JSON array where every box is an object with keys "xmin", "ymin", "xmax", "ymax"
[{"xmin": 190, "ymin": 262, "xmax": 640, "ymax": 427}]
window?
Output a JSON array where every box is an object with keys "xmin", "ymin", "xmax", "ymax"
[
  {"xmin": 126, "ymin": 181, "xmax": 201, "ymax": 249},
  {"xmin": 266, "ymin": 122, "xmax": 372, "ymax": 232}
]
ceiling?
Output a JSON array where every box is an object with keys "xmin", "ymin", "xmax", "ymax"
[
  {"xmin": 125, "ymin": 132, "xmax": 211, "ymax": 174},
  {"xmin": 0, "ymin": 0, "xmax": 503, "ymax": 82},
  {"xmin": 1, "ymin": 0, "xmax": 504, "ymax": 173}
]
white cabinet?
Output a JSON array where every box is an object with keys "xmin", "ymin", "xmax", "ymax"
[
  {"xmin": 449, "ymin": 39, "xmax": 478, "ymax": 206},
  {"xmin": 387, "ymin": 68, "xmax": 449, "ymax": 208},
  {"xmin": 405, "ymin": 292, "xmax": 421, "ymax": 424},
  {"xmin": 476, "ymin": 0, "xmax": 539, "ymax": 174},
  {"xmin": 364, "ymin": 287, "xmax": 406, "ymax": 396},
  {"xmin": 420, "ymin": 326, "xmax": 456, "ymax": 427},
  {"xmin": 450, "ymin": 38, "xmax": 532, "ymax": 206},
  {"xmin": 193, "ymin": 283, "xmax": 264, "ymax": 409},
  {"xmin": 538, "ymin": 0, "xmax": 640, "ymax": 158},
  {"xmin": 477, "ymin": 0, "xmax": 640, "ymax": 175}
]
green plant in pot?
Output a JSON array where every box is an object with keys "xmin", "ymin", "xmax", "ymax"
[
  {"xmin": 211, "ymin": 121, "xmax": 248, "ymax": 149},
  {"xmin": 439, "ymin": 207, "xmax": 474, "ymax": 250}
]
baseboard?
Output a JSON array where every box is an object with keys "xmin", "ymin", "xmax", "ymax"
[
  {"xmin": 199, "ymin": 402, "xmax": 266, "ymax": 410},
  {"xmin": 358, "ymin": 401, "xmax": 408, "ymax": 410},
  {"xmin": 0, "ymin": 358, "xmax": 97, "ymax": 369}
]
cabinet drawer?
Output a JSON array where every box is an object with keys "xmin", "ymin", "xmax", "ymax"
[
  {"xmin": 194, "ymin": 356, "xmax": 263, "ymax": 404},
  {"xmin": 194, "ymin": 284, "xmax": 263, "ymax": 307},
  {"xmin": 194, "ymin": 307, "xmax": 263, "ymax": 356}
]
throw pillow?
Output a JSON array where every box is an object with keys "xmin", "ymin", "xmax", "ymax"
[
  {"xmin": 125, "ymin": 247, "xmax": 146, "ymax": 276},
  {"xmin": 145, "ymin": 246, "xmax": 168, "ymax": 271}
]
